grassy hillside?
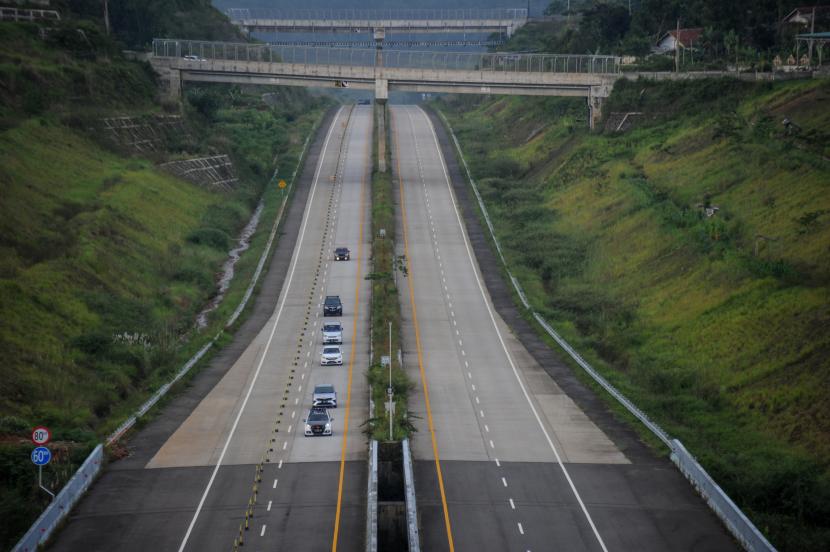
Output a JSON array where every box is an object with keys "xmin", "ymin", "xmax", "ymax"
[
  {"xmin": 437, "ymin": 78, "xmax": 830, "ymax": 550},
  {"xmin": 0, "ymin": 8, "xmax": 328, "ymax": 547}
]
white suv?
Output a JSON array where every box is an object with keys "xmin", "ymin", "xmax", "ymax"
[{"xmin": 322, "ymin": 322, "xmax": 343, "ymax": 344}]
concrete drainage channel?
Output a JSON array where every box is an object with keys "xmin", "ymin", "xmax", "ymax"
[{"xmin": 367, "ymin": 438, "xmax": 419, "ymax": 552}]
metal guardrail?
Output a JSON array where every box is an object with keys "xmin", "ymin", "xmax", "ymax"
[
  {"xmin": 366, "ymin": 440, "xmax": 378, "ymax": 552},
  {"xmin": 671, "ymin": 440, "xmax": 776, "ymax": 552},
  {"xmin": 228, "ymin": 8, "xmax": 528, "ymax": 22},
  {"xmin": 437, "ymin": 109, "xmax": 776, "ymax": 552},
  {"xmin": 13, "ymin": 445, "xmax": 103, "ymax": 552},
  {"xmin": 401, "ymin": 439, "xmax": 420, "ymax": 552},
  {"xmin": 152, "ymin": 39, "xmax": 621, "ymax": 74}
]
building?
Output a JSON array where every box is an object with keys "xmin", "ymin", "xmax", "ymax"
[{"xmin": 654, "ymin": 28, "xmax": 703, "ymax": 54}]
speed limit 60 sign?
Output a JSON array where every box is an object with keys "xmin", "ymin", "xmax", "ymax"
[{"xmin": 32, "ymin": 426, "xmax": 51, "ymax": 445}]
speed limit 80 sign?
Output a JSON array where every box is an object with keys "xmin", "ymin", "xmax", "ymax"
[{"xmin": 31, "ymin": 426, "xmax": 51, "ymax": 445}]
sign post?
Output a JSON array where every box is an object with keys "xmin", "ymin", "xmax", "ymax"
[
  {"xmin": 278, "ymin": 179, "xmax": 287, "ymax": 202},
  {"xmin": 31, "ymin": 427, "xmax": 55, "ymax": 500},
  {"xmin": 31, "ymin": 445, "xmax": 55, "ymax": 500}
]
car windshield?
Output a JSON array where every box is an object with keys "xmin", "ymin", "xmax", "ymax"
[
  {"xmin": 315, "ymin": 385, "xmax": 334, "ymax": 394},
  {"xmin": 308, "ymin": 412, "xmax": 328, "ymax": 422},
  {"xmin": 323, "ymin": 347, "xmax": 340, "ymax": 354},
  {"xmin": 323, "ymin": 324, "xmax": 341, "ymax": 332},
  {"xmin": 336, "ymin": 248, "xmax": 348, "ymax": 253},
  {"xmin": 325, "ymin": 297, "xmax": 339, "ymax": 304}
]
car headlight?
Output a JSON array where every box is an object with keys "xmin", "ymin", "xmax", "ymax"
[
  {"xmin": 325, "ymin": 423, "xmax": 331, "ymax": 430},
  {"xmin": 305, "ymin": 424, "xmax": 311, "ymax": 432}
]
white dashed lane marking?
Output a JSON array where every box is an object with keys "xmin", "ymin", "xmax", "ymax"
[
  {"xmin": 273, "ymin": 479, "xmax": 278, "ymax": 489},
  {"xmin": 260, "ymin": 525, "xmax": 267, "ymax": 537},
  {"xmin": 518, "ymin": 523, "xmax": 524, "ymax": 535},
  {"xmin": 267, "ymin": 500, "xmax": 272, "ymax": 511},
  {"xmin": 509, "ymin": 498, "xmax": 516, "ymax": 510}
]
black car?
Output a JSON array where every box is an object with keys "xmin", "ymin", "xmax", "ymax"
[
  {"xmin": 324, "ymin": 295, "xmax": 342, "ymax": 316},
  {"xmin": 304, "ymin": 407, "xmax": 333, "ymax": 436},
  {"xmin": 334, "ymin": 247, "xmax": 350, "ymax": 261}
]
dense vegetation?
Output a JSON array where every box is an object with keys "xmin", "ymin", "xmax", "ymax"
[
  {"xmin": 0, "ymin": 4, "xmax": 327, "ymax": 548},
  {"xmin": 508, "ymin": 0, "xmax": 824, "ymax": 68},
  {"xmin": 437, "ymin": 78, "xmax": 830, "ymax": 550}
]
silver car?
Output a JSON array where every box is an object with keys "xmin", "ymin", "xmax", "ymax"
[
  {"xmin": 322, "ymin": 322, "xmax": 343, "ymax": 344},
  {"xmin": 312, "ymin": 384, "xmax": 337, "ymax": 408},
  {"xmin": 320, "ymin": 345, "xmax": 343, "ymax": 366}
]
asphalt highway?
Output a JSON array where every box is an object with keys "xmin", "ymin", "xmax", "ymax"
[
  {"xmin": 391, "ymin": 105, "xmax": 738, "ymax": 552},
  {"xmin": 51, "ymin": 105, "xmax": 372, "ymax": 552}
]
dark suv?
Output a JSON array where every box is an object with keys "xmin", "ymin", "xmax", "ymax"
[
  {"xmin": 334, "ymin": 247, "xmax": 350, "ymax": 261},
  {"xmin": 304, "ymin": 407, "xmax": 333, "ymax": 436},
  {"xmin": 324, "ymin": 295, "xmax": 342, "ymax": 316}
]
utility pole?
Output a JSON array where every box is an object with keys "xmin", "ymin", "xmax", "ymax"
[
  {"xmin": 103, "ymin": 0, "xmax": 110, "ymax": 35},
  {"xmin": 675, "ymin": 18, "xmax": 680, "ymax": 72}
]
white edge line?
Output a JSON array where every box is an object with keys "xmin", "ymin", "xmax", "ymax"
[
  {"xmin": 176, "ymin": 106, "xmax": 345, "ymax": 552},
  {"xmin": 417, "ymin": 105, "xmax": 610, "ymax": 552}
]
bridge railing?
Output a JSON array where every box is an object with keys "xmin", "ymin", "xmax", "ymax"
[
  {"xmin": 227, "ymin": 8, "xmax": 528, "ymax": 22},
  {"xmin": 152, "ymin": 39, "xmax": 620, "ymax": 74}
]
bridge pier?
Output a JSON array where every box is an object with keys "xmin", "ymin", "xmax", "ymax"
[
  {"xmin": 588, "ymin": 84, "xmax": 612, "ymax": 130},
  {"xmin": 152, "ymin": 63, "xmax": 182, "ymax": 102}
]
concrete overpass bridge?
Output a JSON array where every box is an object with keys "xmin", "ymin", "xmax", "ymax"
[
  {"xmin": 151, "ymin": 39, "xmax": 619, "ymax": 128},
  {"xmin": 226, "ymin": 8, "xmax": 528, "ymax": 37}
]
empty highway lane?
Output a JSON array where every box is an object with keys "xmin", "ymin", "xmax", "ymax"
[{"xmin": 392, "ymin": 104, "xmax": 737, "ymax": 552}]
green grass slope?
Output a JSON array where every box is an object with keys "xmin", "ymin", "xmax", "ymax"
[{"xmin": 437, "ymin": 78, "xmax": 830, "ymax": 550}]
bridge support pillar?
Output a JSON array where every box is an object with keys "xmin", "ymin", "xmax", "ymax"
[
  {"xmin": 588, "ymin": 95, "xmax": 603, "ymax": 130},
  {"xmin": 374, "ymin": 78, "xmax": 388, "ymax": 102},
  {"xmin": 159, "ymin": 67, "xmax": 182, "ymax": 102},
  {"xmin": 588, "ymin": 84, "xmax": 612, "ymax": 131}
]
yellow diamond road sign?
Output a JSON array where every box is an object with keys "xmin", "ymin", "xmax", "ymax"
[{"xmin": 278, "ymin": 179, "xmax": 287, "ymax": 189}]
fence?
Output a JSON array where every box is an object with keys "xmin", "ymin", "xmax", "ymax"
[
  {"xmin": 227, "ymin": 8, "xmax": 527, "ymax": 22},
  {"xmin": 438, "ymin": 109, "xmax": 776, "ymax": 552},
  {"xmin": 13, "ymin": 445, "xmax": 104, "ymax": 552},
  {"xmin": 152, "ymin": 39, "xmax": 621, "ymax": 74},
  {"xmin": 0, "ymin": 7, "xmax": 60, "ymax": 21}
]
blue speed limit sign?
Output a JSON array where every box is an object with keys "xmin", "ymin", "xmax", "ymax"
[{"xmin": 31, "ymin": 446, "xmax": 51, "ymax": 466}]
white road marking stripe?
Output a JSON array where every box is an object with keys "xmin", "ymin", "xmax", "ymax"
[
  {"xmin": 475, "ymin": 396, "xmax": 479, "ymax": 404},
  {"xmin": 471, "ymin": 384, "xmax": 476, "ymax": 391},
  {"xmin": 502, "ymin": 477, "xmax": 507, "ymax": 487},
  {"xmin": 267, "ymin": 500, "xmax": 272, "ymax": 511},
  {"xmin": 509, "ymin": 498, "xmax": 515, "ymax": 510},
  {"xmin": 273, "ymin": 479, "xmax": 278, "ymax": 489},
  {"xmin": 418, "ymin": 106, "xmax": 609, "ymax": 552},
  {"xmin": 260, "ymin": 525, "xmax": 267, "ymax": 537},
  {"xmin": 278, "ymin": 460, "xmax": 283, "ymax": 469},
  {"xmin": 480, "ymin": 410, "xmax": 484, "ymax": 418},
  {"xmin": 294, "ymin": 398, "xmax": 299, "ymax": 405},
  {"xmin": 518, "ymin": 523, "xmax": 524, "ymax": 535},
  {"xmin": 176, "ymin": 106, "xmax": 345, "ymax": 552},
  {"xmin": 484, "ymin": 424, "xmax": 488, "ymax": 432},
  {"xmin": 490, "ymin": 440, "xmax": 495, "ymax": 449},
  {"xmin": 288, "ymin": 425, "xmax": 293, "ymax": 433},
  {"xmin": 282, "ymin": 442, "xmax": 288, "ymax": 450},
  {"xmin": 495, "ymin": 458, "xmax": 500, "ymax": 467},
  {"xmin": 291, "ymin": 411, "xmax": 296, "ymax": 419}
]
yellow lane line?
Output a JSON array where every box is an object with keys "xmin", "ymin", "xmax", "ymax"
[
  {"xmin": 331, "ymin": 107, "xmax": 369, "ymax": 552},
  {"xmin": 392, "ymin": 107, "xmax": 456, "ymax": 552}
]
